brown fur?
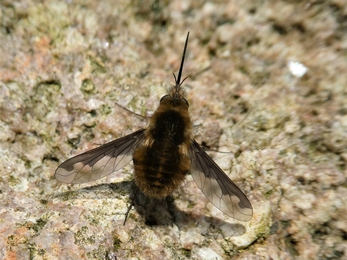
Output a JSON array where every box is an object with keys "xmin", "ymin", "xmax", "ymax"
[{"xmin": 133, "ymin": 94, "xmax": 192, "ymax": 199}]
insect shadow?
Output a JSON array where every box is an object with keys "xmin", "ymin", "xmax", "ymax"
[{"xmin": 53, "ymin": 180, "xmax": 247, "ymax": 234}]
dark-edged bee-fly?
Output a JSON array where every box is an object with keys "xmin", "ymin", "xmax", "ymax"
[{"xmin": 55, "ymin": 32, "xmax": 253, "ymax": 222}]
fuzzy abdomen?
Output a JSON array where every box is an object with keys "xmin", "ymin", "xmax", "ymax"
[
  {"xmin": 133, "ymin": 109, "xmax": 191, "ymax": 199},
  {"xmin": 133, "ymin": 142, "xmax": 190, "ymax": 198}
]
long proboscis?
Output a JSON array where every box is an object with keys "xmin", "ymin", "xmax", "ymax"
[{"xmin": 174, "ymin": 32, "xmax": 190, "ymax": 88}]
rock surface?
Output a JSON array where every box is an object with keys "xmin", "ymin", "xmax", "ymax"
[{"xmin": 0, "ymin": 0, "xmax": 346, "ymax": 259}]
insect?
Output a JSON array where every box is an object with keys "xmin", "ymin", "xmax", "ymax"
[{"xmin": 55, "ymin": 32, "xmax": 253, "ymax": 221}]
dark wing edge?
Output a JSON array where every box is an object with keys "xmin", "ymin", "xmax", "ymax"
[
  {"xmin": 189, "ymin": 140, "xmax": 253, "ymax": 221},
  {"xmin": 55, "ymin": 129, "xmax": 146, "ymax": 184}
]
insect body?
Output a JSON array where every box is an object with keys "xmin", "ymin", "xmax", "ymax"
[{"xmin": 55, "ymin": 32, "xmax": 253, "ymax": 221}]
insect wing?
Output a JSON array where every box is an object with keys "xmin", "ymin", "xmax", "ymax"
[
  {"xmin": 55, "ymin": 129, "xmax": 146, "ymax": 184},
  {"xmin": 189, "ymin": 140, "xmax": 253, "ymax": 221}
]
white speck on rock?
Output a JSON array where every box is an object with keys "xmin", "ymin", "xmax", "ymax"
[{"xmin": 287, "ymin": 61, "xmax": 308, "ymax": 78}]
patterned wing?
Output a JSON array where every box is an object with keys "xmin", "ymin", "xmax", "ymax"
[
  {"xmin": 189, "ymin": 140, "xmax": 253, "ymax": 221},
  {"xmin": 55, "ymin": 129, "xmax": 146, "ymax": 184}
]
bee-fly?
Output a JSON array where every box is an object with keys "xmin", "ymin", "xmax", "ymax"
[{"xmin": 55, "ymin": 32, "xmax": 253, "ymax": 222}]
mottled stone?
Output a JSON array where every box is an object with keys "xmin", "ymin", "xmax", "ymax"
[{"xmin": 1, "ymin": 0, "xmax": 346, "ymax": 259}]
